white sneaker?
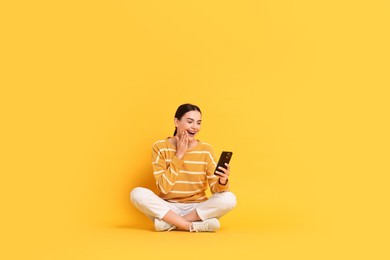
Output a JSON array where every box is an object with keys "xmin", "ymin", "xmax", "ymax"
[
  {"xmin": 190, "ymin": 218, "xmax": 220, "ymax": 232},
  {"xmin": 154, "ymin": 219, "xmax": 176, "ymax": 231}
]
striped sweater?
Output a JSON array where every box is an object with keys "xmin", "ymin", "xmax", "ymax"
[{"xmin": 152, "ymin": 139, "xmax": 230, "ymax": 203}]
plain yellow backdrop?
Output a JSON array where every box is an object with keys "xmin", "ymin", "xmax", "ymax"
[{"xmin": 1, "ymin": 0, "xmax": 389, "ymax": 259}]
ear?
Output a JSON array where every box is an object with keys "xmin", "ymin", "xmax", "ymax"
[{"xmin": 174, "ymin": 117, "xmax": 179, "ymax": 128}]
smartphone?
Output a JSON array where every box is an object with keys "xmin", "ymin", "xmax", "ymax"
[{"xmin": 214, "ymin": 151, "xmax": 233, "ymax": 176}]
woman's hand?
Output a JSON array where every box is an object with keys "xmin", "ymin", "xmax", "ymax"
[
  {"xmin": 215, "ymin": 163, "xmax": 230, "ymax": 185},
  {"xmin": 175, "ymin": 131, "xmax": 189, "ymax": 159}
]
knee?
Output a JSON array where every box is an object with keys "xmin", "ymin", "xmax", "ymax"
[
  {"xmin": 221, "ymin": 191, "xmax": 237, "ymax": 211},
  {"xmin": 130, "ymin": 187, "xmax": 152, "ymax": 205}
]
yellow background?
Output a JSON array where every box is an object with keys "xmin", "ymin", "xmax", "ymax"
[{"xmin": 1, "ymin": 0, "xmax": 389, "ymax": 259}]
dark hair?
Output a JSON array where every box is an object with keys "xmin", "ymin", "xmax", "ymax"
[{"xmin": 173, "ymin": 103, "xmax": 202, "ymax": 136}]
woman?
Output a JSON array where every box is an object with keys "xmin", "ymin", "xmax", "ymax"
[{"xmin": 130, "ymin": 103, "xmax": 236, "ymax": 232}]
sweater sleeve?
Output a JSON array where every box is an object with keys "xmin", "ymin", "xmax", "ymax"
[
  {"xmin": 151, "ymin": 143, "xmax": 183, "ymax": 194},
  {"xmin": 206, "ymin": 145, "xmax": 230, "ymax": 193}
]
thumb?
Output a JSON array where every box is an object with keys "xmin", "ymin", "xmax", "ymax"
[{"xmin": 174, "ymin": 135, "xmax": 180, "ymax": 141}]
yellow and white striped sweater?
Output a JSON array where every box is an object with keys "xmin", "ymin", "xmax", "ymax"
[{"xmin": 152, "ymin": 139, "xmax": 230, "ymax": 203}]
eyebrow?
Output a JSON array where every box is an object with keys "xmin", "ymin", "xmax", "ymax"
[{"xmin": 187, "ymin": 118, "xmax": 202, "ymax": 122}]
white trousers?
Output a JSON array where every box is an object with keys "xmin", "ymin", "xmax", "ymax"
[{"xmin": 130, "ymin": 187, "xmax": 237, "ymax": 221}]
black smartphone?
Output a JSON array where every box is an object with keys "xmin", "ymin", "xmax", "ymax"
[{"xmin": 214, "ymin": 151, "xmax": 233, "ymax": 176}]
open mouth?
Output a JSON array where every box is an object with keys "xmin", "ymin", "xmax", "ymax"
[{"xmin": 187, "ymin": 130, "xmax": 196, "ymax": 136}]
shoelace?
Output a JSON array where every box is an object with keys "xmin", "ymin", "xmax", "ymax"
[
  {"xmin": 190, "ymin": 222, "xmax": 208, "ymax": 232},
  {"xmin": 155, "ymin": 219, "xmax": 176, "ymax": 232},
  {"xmin": 189, "ymin": 225, "xmax": 196, "ymax": 232},
  {"xmin": 167, "ymin": 226, "xmax": 176, "ymax": 232}
]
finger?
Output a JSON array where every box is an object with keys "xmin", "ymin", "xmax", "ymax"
[
  {"xmin": 217, "ymin": 173, "xmax": 229, "ymax": 179},
  {"xmin": 218, "ymin": 172, "xmax": 229, "ymax": 178},
  {"xmin": 215, "ymin": 170, "xmax": 228, "ymax": 176},
  {"xmin": 218, "ymin": 169, "xmax": 229, "ymax": 178},
  {"xmin": 225, "ymin": 163, "xmax": 230, "ymax": 170},
  {"xmin": 218, "ymin": 166, "xmax": 228, "ymax": 174},
  {"xmin": 179, "ymin": 133, "xmax": 186, "ymax": 143}
]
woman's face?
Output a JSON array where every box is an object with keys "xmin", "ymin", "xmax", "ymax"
[{"xmin": 175, "ymin": 110, "xmax": 202, "ymax": 140}]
